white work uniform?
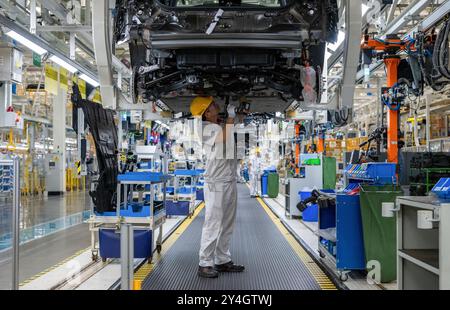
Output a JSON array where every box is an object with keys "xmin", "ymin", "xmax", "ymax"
[
  {"xmin": 199, "ymin": 121, "xmax": 238, "ymax": 267},
  {"xmin": 250, "ymin": 157, "xmax": 262, "ymax": 197}
]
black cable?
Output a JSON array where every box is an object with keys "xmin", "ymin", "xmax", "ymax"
[
  {"xmin": 417, "ymin": 32, "xmax": 445, "ymax": 91},
  {"xmin": 432, "ymin": 22, "xmax": 446, "ymax": 79},
  {"xmin": 438, "ymin": 20, "xmax": 450, "ymax": 79}
]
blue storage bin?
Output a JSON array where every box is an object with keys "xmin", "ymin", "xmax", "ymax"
[
  {"xmin": 299, "ymin": 190, "xmax": 335, "ymax": 222},
  {"xmin": 303, "ymin": 204, "xmax": 318, "ymax": 222},
  {"xmin": 432, "ymin": 178, "xmax": 450, "ymax": 199},
  {"xmin": 95, "ymin": 201, "xmax": 163, "ymax": 217},
  {"xmin": 99, "ymin": 229, "xmax": 152, "ymax": 259},
  {"xmin": 177, "ymin": 187, "xmax": 195, "ymax": 194},
  {"xmin": 345, "ymin": 163, "xmax": 396, "ymax": 184},
  {"xmin": 165, "ymin": 186, "xmax": 175, "ymax": 194},
  {"xmin": 196, "ymin": 189, "xmax": 204, "ymax": 201},
  {"xmin": 261, "ymin": 174, "xmax": 268, "ymax": 196},
  {"xmin": 243, "ymin": 168, "xmax": 249, "ymax": 182},
  {"xmin": 166, "ymin": 200, "xmax": 190, "ymax": 216},
  {"xmin": 117, "ymin": 172, "xmax": 167, "ymax": 182}
]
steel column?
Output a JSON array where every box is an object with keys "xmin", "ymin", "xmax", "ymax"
[
  {"xmin": 12, "ymin": 158, "xmax": 20, "ymax": 290},
  {"xmin": 92, "ymin": 0, "xmax": 116, "ymax": 109},
  {"xmin": 385, "ymin": 56, "xmax": 401, "ymax": 164},
  {"xmin": 120, "ymin": 224, "xmax": 134, "ymax": 290}
]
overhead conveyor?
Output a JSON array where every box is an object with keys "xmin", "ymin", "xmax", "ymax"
[{"xmin": 140, "ymin": 184, "xmax": 337, "ymax": 291}]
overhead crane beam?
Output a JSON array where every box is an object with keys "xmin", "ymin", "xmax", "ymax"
[{"xmin": 92, "ymin": 0, "xmax": 118, "ymax": 110}]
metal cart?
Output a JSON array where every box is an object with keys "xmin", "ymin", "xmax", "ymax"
[
  {"xmin": 165, "ymin": 169, "xmax": 202, "ymax": 217},
  {"xmin": 88, "ymin": 172, "xmax": 171, "ymax": 262}
]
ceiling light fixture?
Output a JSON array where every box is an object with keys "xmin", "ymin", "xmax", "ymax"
[
  {"xmin": 79, "ymin": 74, "xmax": 100, "ymax": 87},
  {"xmin": 5, "ymin": 30, "xmax": 47, "ymax": 55},
  {"xmin": 49, "ymin": 55, "xmax": 78, "ymax": 73}
]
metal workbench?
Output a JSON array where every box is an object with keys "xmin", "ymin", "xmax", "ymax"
[{"xmin": 396, "ymin": 196, "xmax": 450, "ymax": 290}]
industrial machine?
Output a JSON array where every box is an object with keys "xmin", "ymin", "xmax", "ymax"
[
  {"xmin": 45, "ymin": 152, "xmax": 64, "ymax": 196},
  {"xmin": 285, "ymin": 153, "xmax": 336, "ymax": 218}
]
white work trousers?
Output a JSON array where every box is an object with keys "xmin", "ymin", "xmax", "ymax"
[
  {"xmin": 250, "ymin": 172, "xmax": 260, "ymax": 196},
  {"xmin": 199, "ymin": 181, "xmax": 238, "ymax": 267}
]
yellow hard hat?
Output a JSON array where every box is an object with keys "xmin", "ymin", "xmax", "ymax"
[{"xmin": 190, "ymin": 96, "xmax": 214, "ymax": 117}]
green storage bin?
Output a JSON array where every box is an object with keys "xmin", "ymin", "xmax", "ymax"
[
  {"xmin": 267, "ymin": 173, "xmax": 279, "ymax": 198},
  {"xmin": 323, "ymin": 157, "xmax": 337, "ymax": 190},
  {"xmin": 359, "ymin": 185, "xmax": 403, "ymax": 283}
]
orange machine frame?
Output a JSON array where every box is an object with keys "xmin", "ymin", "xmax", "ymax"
[
  {"xmin": 361, "ymin": 34, "xmax": 410, "ymax": 164},
  {"xmin": 295, "ymin": 122, "xmax": 300, "ymax": 175}
]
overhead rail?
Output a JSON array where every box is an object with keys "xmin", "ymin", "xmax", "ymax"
[
  {"xmin": 0, "ymin": 14, "xmax": 98, "ymax": 84},
  {"xmin": 355, "ymin": 0, "xmax": 450, "ymax": 83}
]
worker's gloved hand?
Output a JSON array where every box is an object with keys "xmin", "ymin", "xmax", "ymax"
[{"xmin": 227, "ymin": 104, "xmax": 236, "ymax": 118}]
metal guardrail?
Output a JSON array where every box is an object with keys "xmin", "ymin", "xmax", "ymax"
[
  {"xmin": 0, "ymin": 210, "xmax": 91, "ymax": 251},
  {"xmin": 0, "ymin": 158, "xmax": 19, "ymax": 290}
]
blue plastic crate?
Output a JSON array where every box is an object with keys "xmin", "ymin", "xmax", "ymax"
[
  {"xmin": 118, "ymin": 172, "xmax": 169, "ymax": 182},
  {"xmin": 165, "ymin": 186, "xmax": 175, "ymax": 194},
  {"xmin": 432, "ymin": 178, "xmax": 450, "ymax": 200},
  {"xmin": 366, "ymin": 163, "xmax": 396, "ymax": 180},
  {"xmin": 174, "ymin": 170, "xmax": 203, "ymax": 176},
  {"xmin": 95, "ymin": 201, "xmax": 163, "ymax": 217},
  {"xmin": 177, "ymin": 187, "xmax": 196, "ymax": 194},
  {"xmin": 345, "ymin": 163, "xmax": 396, "ymax": 185},
  {"xmin": 196, "ymin": 189, "xmax": 204, "ymax": 201},
  {"xmin": 299, "ymin": 190, "xmax": 335, "ymax": 223},
  {"xmin": 99, "ymin": 229, "xmax": 152, "ymax": 259},
  {"xmin": 166, "ymin": 200, "xmax": 190, "ymax": 216}
]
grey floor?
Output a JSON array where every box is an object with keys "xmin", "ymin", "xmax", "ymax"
[
  {"xmin": 142, "ymin": 184, "xmax": 323, "ymax": 290},
  {"xmin": 0, "ymin": 191, "xmax": 92, "ymax": 290},
  {"xmin": 0, "ymin": 191, "xmax": 91, "ymax": 236},
  {"xmin": 0, "ymin": 223, "xmax": 90, "ymax": 290}
]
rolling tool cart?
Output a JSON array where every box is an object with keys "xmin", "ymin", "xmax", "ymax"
[
  {"xmin": 165, "ymin": 170, "xmax": 202, "ymax": 217},
  {"xmin": 88, "ymin": 172, "xmax": 171, "ymax": 263},
  {"xmin": 318, "ymin": 162, "xmax": 398, "ymax": 282}
]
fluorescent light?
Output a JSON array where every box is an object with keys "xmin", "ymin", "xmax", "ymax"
[
  {"xmin": 49, "ymin": 55, "xmax": 78, "ymax": 73},
  {"xmin": 5, "ymin": 30, "xmax": 47, "ymax": 55},
  {"xmin": 79, "ymin": 74, "xmax": 100, "ymax": 87}
]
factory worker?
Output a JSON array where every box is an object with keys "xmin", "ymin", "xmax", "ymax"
[
  {"xmin": 191, "ymin": 96, "xmax": 247, "ymax": 279},
  {"xmin": 249, "ymin": 150, "xmax": 262, "ymax": 198}
]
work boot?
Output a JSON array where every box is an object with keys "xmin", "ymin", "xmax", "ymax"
[
  {"xmin": 214, "ymin": 261, "xmax": 245, "ymax": 273},
  {"xmin": 198, "ymin": 266, "xmax": 219, "ymax": 278}
]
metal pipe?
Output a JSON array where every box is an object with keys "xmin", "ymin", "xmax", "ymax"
[
  {"xmin": 426, "ymin": 94, "xmax": 432, "ymax": 151},
  {"xmin": 12, "ymin": 158, "xmax": 20, "ymax": 290},
  {"xmin": 120, "ymin": 223, "xmax": 134, "ymax": 290}
]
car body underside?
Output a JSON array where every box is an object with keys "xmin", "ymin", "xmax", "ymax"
[{"xmin": 115, "ymin": 0, "xmax": 339, "ymax": 113}]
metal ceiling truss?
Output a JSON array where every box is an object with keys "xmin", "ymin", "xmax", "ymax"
[{"xmin": 0, "ymin": 13, "xmax": 98, "ymax": 82}]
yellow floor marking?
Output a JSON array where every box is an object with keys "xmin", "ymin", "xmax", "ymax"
[
  {"xmin": 256, "ymin": 197, "xmax": 337, "ymax": 290},
  {"xmin": 19, "ymin": 247, "xmax": 90, "ymax": 287},
  {"xmin": 133, "ymin": 202, "xmax": 205, "ymax": 290}
]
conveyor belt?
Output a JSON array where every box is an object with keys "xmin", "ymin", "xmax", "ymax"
[{"xmin": 141, "ymin": 184, "xmax": 335, "ymax": 290}]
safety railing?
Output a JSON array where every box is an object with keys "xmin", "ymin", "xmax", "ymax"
[{"xmin": 0, "ymin": 157, "xmax": 19, "ymax": 289}]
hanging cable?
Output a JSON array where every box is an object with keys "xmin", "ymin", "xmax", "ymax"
[{"xmin": 438, "ymin": 19, "xmax": 450, "ymax": 79}]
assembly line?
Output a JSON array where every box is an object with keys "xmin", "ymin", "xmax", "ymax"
[{"xmin": 0, "ymin": 1, "xmax": 450, "ymax": 302}]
